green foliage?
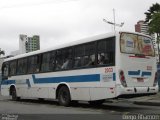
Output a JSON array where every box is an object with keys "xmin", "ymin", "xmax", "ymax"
[
  {"xmin": 148, "ymin": 13, "xmax": 160, "ymax": 34},
  {"xmin": 145, "ymin": 3, "xmax": 160, "ymax": 35},
  {"xmin": 145, "ymin": 3, "xmax": 160, "ymax": 62}
]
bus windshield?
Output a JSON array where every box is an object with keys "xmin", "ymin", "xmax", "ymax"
[{"xmin": 120, "ymin": 32, "xmax": 155, "ymax": 56}]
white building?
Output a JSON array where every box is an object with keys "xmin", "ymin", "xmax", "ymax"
[
  {"xmin": 19, "ymin": 34, "xmax": 28, "ymax": 54},
  {"xmin": 10, "ymin": 34, "xmax": 40, "ymax": 56}
]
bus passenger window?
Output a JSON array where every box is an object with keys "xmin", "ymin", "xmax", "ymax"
[
  {"xmin": 85, "ymin": 55, "xmax": 95, "ymax": 66},
  {"xmin": 55, "ymin": 50, "xmax": 61, "ymax": 70},
  {"xmin": 74, "ymin": 42, "xmax": 95, "ymax": 68},
  {"xmin": 9, "ymin": 61, "xmax": 17, "ymax": 76},
  {"xmin": 17, "ymin": 58, "xmax": 27, "ymax": 75},
  {"xmin": 55, "ymin": 48, "xmax": 73, "ymax": 71},
  {"xmin": 97, "ymin": 37, "xmax": 115, "ymax": 66},
  {"xmin": 61, "ymin": 48, "xmax": 73, "ymax": 70},
  {"xmin": 41, "ymin": 51, "xmax": 55, "ymax": 72},
  {"xmin": 61, "ymin": 58, "xmax": 70, "ymax": 69},
  {"xmin": 28, "ymin": 55, "xmax": 40, "ymax": 73},
  {"xmin": 2, "ymin": 63, "xmax": 9, "ymax": 80},
  {"xmin": 98, "ymin": 54, "xmax": 105, "ymax": 65}
]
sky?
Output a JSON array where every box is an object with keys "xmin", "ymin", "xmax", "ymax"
[{"xmin": 0, "ymin": 0, "xmax": 159, "ymax": 55}]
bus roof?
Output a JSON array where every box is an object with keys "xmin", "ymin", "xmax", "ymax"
[{"xmin": 4, "ymin": 31, "xmax": 152, "ymax": 62}]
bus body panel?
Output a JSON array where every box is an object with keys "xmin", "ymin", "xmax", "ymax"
[{"xmin": 1, "ymin": 67, "xmax": 117, "ymax": 101}]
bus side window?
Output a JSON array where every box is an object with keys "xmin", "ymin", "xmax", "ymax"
[
  {"xmin": 55, "ymin": 50, "xmax": 63, "ymax": 70},
  {"xmin": 9, "ymin": 60, "xmax": 17, "ymax": 76},
  {"xmin": 17, "ymin": 58, "xmax": 27, "ymax": 75},
  {"xmin": 41, "ymin": 51, "xmax": 55, "ymax": 72},
  {"xmin": 2, "ymin": 62, "xmax": 9, "ymax": 80},
  {"xmin": 74, "ymin": 45, "xmax": 84, "ymax": 68},
  {"xmin": 49, "ymin": 51, "xmax": 56, "ymax": 71},
  {"xmin": 55, "ymin": 48, "xmax": 73, "ymax": 70},
  {"xmin": 74, "ymin": 42, "xmax": 95, "ymax": 68},
  {"xmin": 97, "ymin": 37, "xmax": 115, "ymax": 66},
  {"xmin": 61, "ymin": 48, "xmax": 73, "ymax": 70},
  {"xmin": 28, "ymin": 55, "xmax": 40, "ymax": 73},
  {"xmin": 84, "ymin": 43, "xmax": 95, "ymax": 66}
]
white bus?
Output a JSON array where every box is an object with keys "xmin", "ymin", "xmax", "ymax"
[{"xmin": 1, "ymin": 31, "xmax": 159, "ymax": 106}]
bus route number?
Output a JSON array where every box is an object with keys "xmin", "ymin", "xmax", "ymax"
[{"xmin": 105, "ymin": 68, "xmax": 113, "ymax": 73}]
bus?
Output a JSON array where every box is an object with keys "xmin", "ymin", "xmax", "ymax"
[{"xmin": 1, "ymin": 31, "xmax": 159, "ymax": 106}]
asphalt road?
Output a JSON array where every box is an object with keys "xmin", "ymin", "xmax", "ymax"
[{"xmin": 0, "ymin": 95, "xmax": 160, "ymax": 120}]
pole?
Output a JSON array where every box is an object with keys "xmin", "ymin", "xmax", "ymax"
[{"xmin": 113, "ymin": 8, "xmax": 116, "ymax": 31}]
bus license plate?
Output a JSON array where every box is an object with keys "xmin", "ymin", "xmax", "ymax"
[{"xmin": 137, "ymin": 78, "xmax": 144, "ymax": 82}]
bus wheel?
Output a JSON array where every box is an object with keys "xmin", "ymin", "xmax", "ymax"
[
  {"xmin": 11, "ymin": 87, "xmax": 19, "ymax": 101},
  {"xmin": 88, "ymin": 99, "xmax": 105, "ymax": 106},
  {"xmin": 58, "ymin": 86, "xmax": 71, "ymax": 106}
]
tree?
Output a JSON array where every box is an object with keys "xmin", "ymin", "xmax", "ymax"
[{"xmin": 145, "ymin": 3, "xmax": 160, "ymax": 62}]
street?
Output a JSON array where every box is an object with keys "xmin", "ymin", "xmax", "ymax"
[{"xmin": 0, "ymin": 95, "xmax": 160, "ymax": 120}]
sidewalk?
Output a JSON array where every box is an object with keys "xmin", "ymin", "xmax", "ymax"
[{"xmin": 133, "ymin": 92, "xmax": 160, "ymax": 106}]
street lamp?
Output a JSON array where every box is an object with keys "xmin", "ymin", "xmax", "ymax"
[
  {"xmin": 103, "ymin": 19, "xmax": 124, "ymax": 28},
  {"xmin": 103, "ymin": 9, "xmax": 124, "ymax": 31}
]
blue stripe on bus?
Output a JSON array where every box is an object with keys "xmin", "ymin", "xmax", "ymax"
[
  {"xmin": 128, "ymin": 70, "xmax": 151, "ymax": 77},
  {"xmin": 32, "ymin": 74, "xmax": 100, "ymax": 84},
  {"xmin": 128, "ymin": 70, "xmax": 141, "ymax": 76},
  {"xmin": 1, "ymin": 74, "xmax": 100, "ymax": 85},
  {"xmin": 141, "ymin": 71, "xmax": 152, "ymax": 77},
  {"xmin": 1, "ymin": 73, "xmax": 118, "ymax": 85},
  {"xmin": 1, "ymin": 80, "xmax": 15, "ymax": 85}
]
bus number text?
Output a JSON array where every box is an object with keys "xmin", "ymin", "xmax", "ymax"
[{"xmin": 105, "ymin": 68, "xmax": 113, "ymax": 73}]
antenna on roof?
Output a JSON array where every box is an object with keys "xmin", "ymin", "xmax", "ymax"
[{"xmin": 103, "ymin": 9, "xmax": 124, "ymax": 32}]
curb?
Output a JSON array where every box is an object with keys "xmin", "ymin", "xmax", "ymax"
[{"xmin": 133, "ymin": 100, "xmax": 160, "ymax": 106}]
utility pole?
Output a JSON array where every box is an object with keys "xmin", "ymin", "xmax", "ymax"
[
  {"xmin": 113, "ymin": 8, "xmax": 116, "ymax": 31},
  {"xmin": 103, "ymin": 9, "xmax": 124, "ymax": 32}
]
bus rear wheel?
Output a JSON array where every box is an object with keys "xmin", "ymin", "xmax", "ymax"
[{"xmin": 58, "ymin": 86, "xmax": 71, "ymax": 106}]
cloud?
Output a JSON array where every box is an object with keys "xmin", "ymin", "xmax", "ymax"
[{"xmin": 0, "ymin": 0, "xmax": 158, "ymax": 55}]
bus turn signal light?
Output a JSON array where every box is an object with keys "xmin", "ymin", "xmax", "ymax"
[{"xmin": 119, "ymin": 70, "xmax": 127, "ymax": 87}]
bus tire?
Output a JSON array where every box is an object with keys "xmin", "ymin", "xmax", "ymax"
[
  {"xmin": 11, "ymin": 87, "xmax": 19, "ymax": 101},
  {"xmin": 88, "ymin": 99, "xmax": 105, "ymax": 106},
  {"xmin": 58, "ymin": 86, "xmax": 71, "ymax": 106}
]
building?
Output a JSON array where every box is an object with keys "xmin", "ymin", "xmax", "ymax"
[
  {"xmin": 135, "ymin": 20, "xmax": 158, "ymax": 62},
  {"xmin": 135, "ymin": 20, "xmax": 156, "ymax": 46},
  {"xmin": 19, "ymin": 34, "xmax": 40, "ymax": 54}
]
